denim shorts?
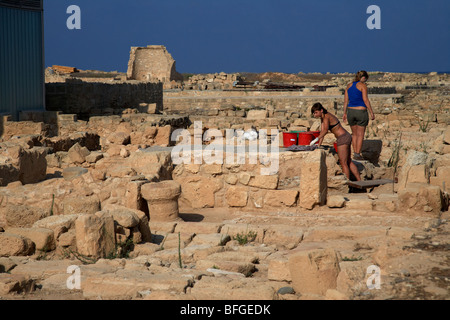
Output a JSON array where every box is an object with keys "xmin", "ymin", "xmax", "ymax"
[{"xmin": 347, "ymin": 108, "xmax": 369, "ymax": 127}]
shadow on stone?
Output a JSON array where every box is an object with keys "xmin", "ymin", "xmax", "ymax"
[{"xmin": 179, "ymin": 213, "xmax": 205, "ymax": 222}]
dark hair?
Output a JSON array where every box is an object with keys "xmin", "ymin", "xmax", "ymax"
[
  {"xmin": 311, "ymin": 102, "xmax": 327, "ymax": 115},
  {"xmin": 355, "ymin": 70, "xmax": 369, "ymax": 82}
]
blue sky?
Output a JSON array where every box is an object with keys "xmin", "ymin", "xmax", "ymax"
[{"xmin": 44, "ymin": 0, "xmax": 450, "ymax": 74}]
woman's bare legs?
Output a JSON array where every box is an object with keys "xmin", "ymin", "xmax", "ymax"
[
  {"xmin": 350, "ymin": 125, "xmax": 366, "ymax": 155},
  {"xmin": 337, "ymin": 144, "xmax": 362, "ymax": 181}
]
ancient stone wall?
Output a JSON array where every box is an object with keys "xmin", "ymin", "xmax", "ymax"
[
  {"xmin": 162, "ymin": 90, "xmax": 403, "ymax": 117},
  {"xmin": 45, "ymin": 80, "xmax": 163, "ymax": 120},
  {"xmin": 127, "ymin": 45, "xmax": 183, "ymax": 83},
  {"xmin": 171, "ymin": 149, "xmax": 328, "ymax": 211}
]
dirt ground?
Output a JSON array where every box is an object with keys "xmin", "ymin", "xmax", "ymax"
[{"xmin": 2, "ymin": 204, "xmax": 449, "ymax": 301}]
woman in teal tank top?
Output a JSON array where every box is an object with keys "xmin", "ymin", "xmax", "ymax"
[{"xmin": 343, "ymin": 70, "xmax": 375, "ymax": 160}]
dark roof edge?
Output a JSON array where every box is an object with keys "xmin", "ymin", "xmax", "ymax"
[{"xmin": 0, "ymin": 0, "xmax": 43, "ymax": 11}]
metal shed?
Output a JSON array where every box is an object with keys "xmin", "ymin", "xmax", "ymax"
[{"xmin": 0, "ymin": 0, "xmax": 45, "ymax": 120}]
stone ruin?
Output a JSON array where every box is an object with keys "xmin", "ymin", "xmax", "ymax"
[
  {"xmin": 0, "ymin": 67, "xmax": 449, "ymax": 301},
  {"xmin": 127, "ymin": 45, "xmax": 184, "ymax": 84}
]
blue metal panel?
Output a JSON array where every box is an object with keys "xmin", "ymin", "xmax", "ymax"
[{"xmin": 0, "ymin": 2, "xmax": 44, "ymax": 120}]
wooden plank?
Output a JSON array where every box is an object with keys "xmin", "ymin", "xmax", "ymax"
[
  {"xmin": 346, "ymin": 179, "xmax": 394, "ymax": 189},
  {"xmin": 52, "ymin": 65, "xmax": 79, "ymax": 74}
]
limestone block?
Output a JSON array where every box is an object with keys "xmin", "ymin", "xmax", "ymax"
[
  {"xmin": 0, "ymin": 274, "xmax": 35, "ymax": 295},
  {"xmin": 406, "ymin": 165, "xmax": 429, "ymax": 184},
  {"xmin": 75, "ymin": 213, "xmax": 115, "ymax": 258},
  {"xmin": 174, "ymin": 222, "xmax": 223, "ymax": 234},
  {"xmin": 248, "ymin": 175, "xmax": 279, "ymax": 190},
  {"xmin": 345, "ymin": 198, "xmax": 374, "ymax": 211},
  {"xmin": 125, "ymin": 180, "xmax": 149, "ymax": 212},
  {"xmin": 128, "ymin": 150, "xmax": 173, "ymax": 180},
  {"xmin": 443, "ymin": 126, "xmax": 450, "ymax": 145},
  {"xmin": 299, "ymin": 149, "xmax": 327, "ymax": 210},
  {"xmin": 220, "ymin": 223, "xmax": 265, "ymax": 243},
  {"xmin": 2, "ymin": 204, "xmax": 49, "ymax": 228},
  {"xmin": 264, "ymin": 190, "xmax": 298, "ymax": 207},
  {"xmin": 6, "ymin": 228, "xmax": 55, "ymax": 252},
  {"xmin": 129, "ymin": 243, "xmax": 160, "ymax": 257},
  {"xmin": 288, "ymin": 248, "xmax": 340, "ymax": 295},
  {"xmin": 398, "ymin": 150, "xmax": 429, "ymax": 191},
  {"xmin": 226, "ymin": 186, "xmax": 248, "ymax": 207},
  {"xmin": 202, "ymin": 164, "xmax": 223, "ymax": 175},
  {"xmin": 336, "ymin": 261, "xmax": 368, "ymax": 296},
  {"xmin": 106, "ymin": 132, "xmax": 131, "ymax": 145},
  {"xmin": 85, "ymin": 151, "xmax": 103, "ymax": 164},
  {"xmin": 224, "ymin": 174, "xmax": 238, "ymax": 185},
  {"xmin": 68, "ymin": 143, "xmax": 90, "ymax": 164},
  {"xmin": 58, "ymin": 229, "xmax": 76, "ymax": 247},
  {"xmin": 138, "ymin": 103, "xmax": 159, "ymax": 114},
  {"xmin": 1, "ymin": 146, "xmax": 47, "ymax": 185},
  {"xmin": 267, "ymin": 253, "xmax": 291, "ymax": 281},
  {"xmin": 0, "ymin": 257, "xmax": 16, "ymax": 273},
  {"xmin": 174, "ymin": 176, "xmax": 222, "ymax": 209},
  {"xmin": 149, "ymin": 221, "xmax": 177, "ymax": 234},
  {"xmin": 8, "ymin": 260, "xmax": 77, "ymax": 281},
  {"xmin": 82, "ymin": 270, "xmax": 193, "ymax": 299},
  {"xmin": 398, "ymin": 183, "xmax": 443, "ymax": 214},
  {"xmin": 143, "ymin": 126, "xmax": 158, "ymax": 139},
  {"xmin": 104, "ymin": 208, "xmax": 140, "ymax": 228},
  {"xmin": 135, "ymin": 212, "xmax": 151, "ymax": 243},
  {"xmin": 196, "ymin": 259, "xmax": 256, "ymax": 276},
  {"xmin": 62, "ymin": 167, "xmax": 88, "ymax": 181},
  {"xmin": 154, "ymin": 125, "xmax": 172, "ymax": 147},
  {"xmin": 238, "ymin": 172, "xmax": 251, "ymax": 185},
  {"xmin": 0, "ymin": 233, "xmax": 35, "ymax": 257},
  {"xmin": 263, "ymin": 225, "xmax": 304, "ymax": 248},
  {"xmin": 327, "ymin": 195, "xmax": 346, "ymax": 208},
  {"xmin": 430, "ymin": 166, "xmax": 450, "ymax": 193},
  {"xmin": 292, "ymin": 119, "xmax": 313, "ymax": 128},
  {"xmin": 246, "ymin": 110, "xmax": 268, "ymax": 120},
  {"xmin": 190, "ymin": 276, "xmax": 276, "ymax": 300},
  {"xmin": 62, "ymin": 195, "xmax": 101, "ymax": 215},
  {"xmin": 105, "ymin": 145, "xmax": 122, "ymax": 157},
  {"xmin": 189, "ymin": 233, "xmax": 231, "ymax": 247},
  {"xmin": 45, "ymin": 153, "xmax": 60, "ymax": 168}
]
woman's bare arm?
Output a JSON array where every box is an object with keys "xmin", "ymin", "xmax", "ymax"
[
  {"xmin": 361, "ymin": 84, "xmax": 375, "ymax": 120},
  {"xmin": 343, "ymin": 84, "xmax": 350, "ymax": 123},
  {"xmin": 317, "ymin": 117, "xmax": 330, "ymax": 146}
]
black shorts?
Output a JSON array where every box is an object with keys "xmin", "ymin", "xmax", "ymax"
[{"xmin": 347, "ymin": 108, "xmax": 369, "ymax": 127}]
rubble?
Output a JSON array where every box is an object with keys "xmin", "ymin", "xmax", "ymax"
[{"xmin": 0, "ymin": 70, "xmax": 449, "ymax": 301}]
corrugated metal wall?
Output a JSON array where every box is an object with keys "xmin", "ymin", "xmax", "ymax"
[{"xmin": 0, "ymin": 0, "xmax": 44, "ymax": 120}]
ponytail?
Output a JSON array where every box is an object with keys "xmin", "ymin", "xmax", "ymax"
[
  {"xmin": 355, "ymin": 70, "xmax": 369, "ymax": 82},
  {"xmin": 311, "ymin": 102, "xmax": 328, "ymax": 115}
]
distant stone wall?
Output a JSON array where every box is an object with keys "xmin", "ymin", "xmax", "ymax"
[
  {"xmin": 45, "ymin": 80, "xmax": 163, "ymax": 120},
  {"xmin": 163, "ymin": 90, "xmax": 406, "ymax": 123}
]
